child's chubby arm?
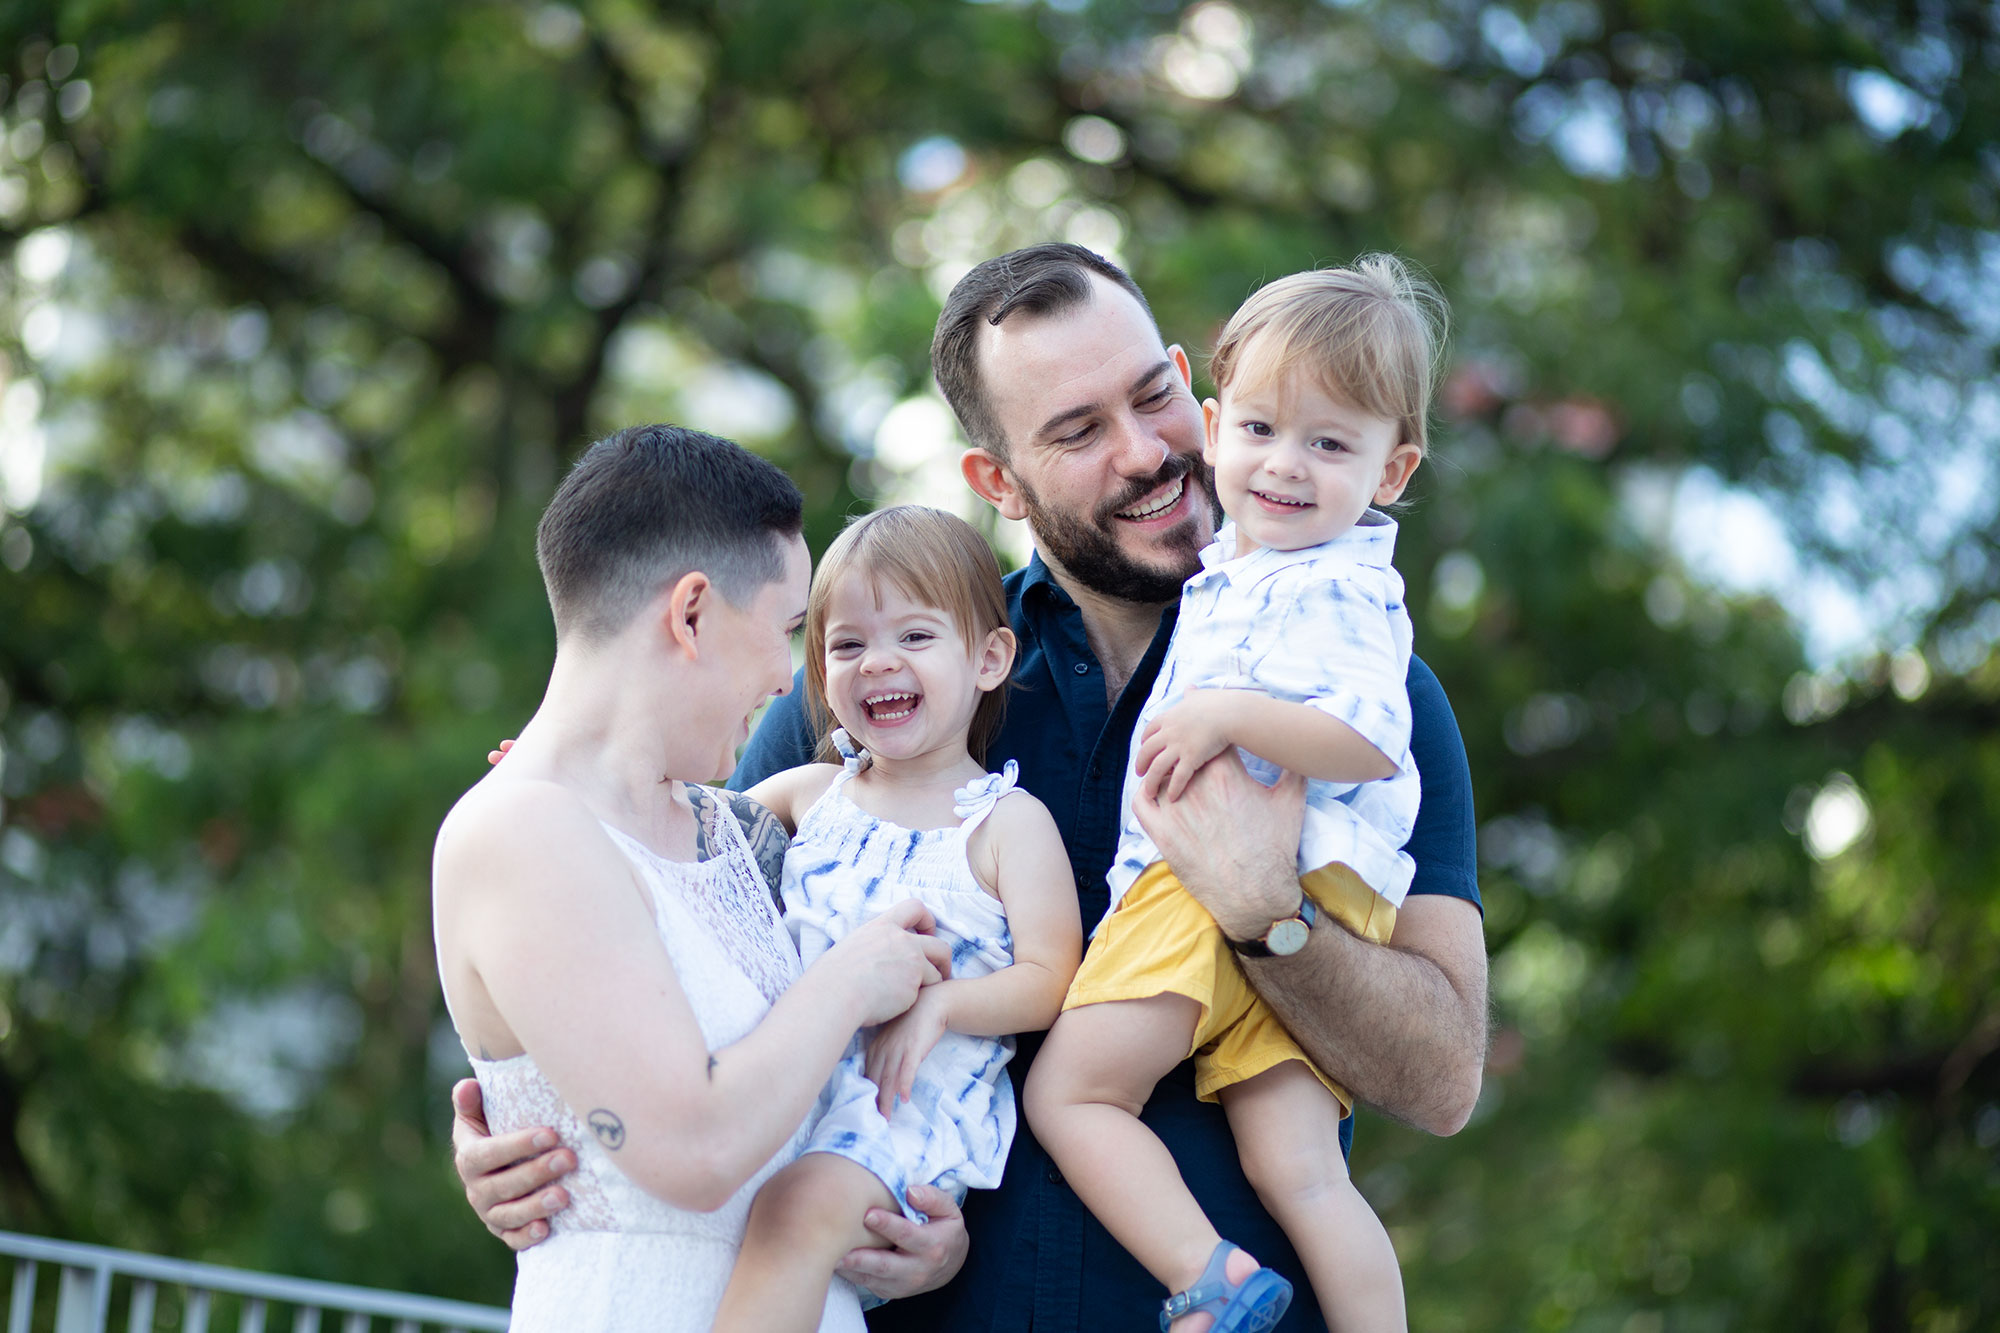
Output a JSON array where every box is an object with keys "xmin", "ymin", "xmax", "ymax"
[
  {"xmin": 865, "ymin": 792, "xmax": 1082, "ymax": 1114},
  {"xmin": 435, "ymin": 778, "xmax": 949, "ymax": 1212},
  {"xmin": 741, "ymin": 761, "xmax": 843, "ymax": 834},
  {"xmin": 1136, "ymin": 687, "xmax": 1397, "ymax": 802}
]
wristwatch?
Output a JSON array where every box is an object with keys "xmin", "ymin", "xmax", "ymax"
[{"xmin": 1228, "ymin": 895, "xmax": 1319, "ymax": 958}]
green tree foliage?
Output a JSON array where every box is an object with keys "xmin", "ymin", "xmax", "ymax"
[{"xmin": 0, "ymin": 0, "xmax": 1993, "ymax": 1325}]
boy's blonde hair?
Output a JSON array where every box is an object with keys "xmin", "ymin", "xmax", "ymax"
[
  {"xmin": 805, "ymin": 505, "xmax": 1012, "ymax": 765},
  {"xmin": 1208, "ymin": 254, "xmax": 1449, "ymax": 457}
]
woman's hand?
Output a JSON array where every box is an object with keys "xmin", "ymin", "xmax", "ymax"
[
  {"xmin": 487, "ymin": 738, "xmax": 516, "ymax": 766},
  {"xmin": 865, "ymin": 985, "xmax": 951, "ymax": 1116},
  {"xmin": 823, "ymin": 898, "xmax": 954, "ymax": 1028}
]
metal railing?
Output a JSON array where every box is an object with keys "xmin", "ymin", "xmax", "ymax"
[{"xmin": 0, "ymin": 1231, "xmax": 508, "ymax": 1333}]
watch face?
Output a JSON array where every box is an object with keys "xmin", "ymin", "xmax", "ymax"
[{"xmin": 1266, "ymin": 916, "xmax": 1310, "ymax": 956}]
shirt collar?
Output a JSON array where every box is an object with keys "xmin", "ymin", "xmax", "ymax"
[
  {"xmin": 1196, "ymin": 510, "xmax": 1400, "ymax": 581},
  {"xmin": 1018, "ymin": 551, "xmax": 1074, "ymax": 607}
]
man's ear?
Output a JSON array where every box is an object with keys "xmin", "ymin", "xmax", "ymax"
[
  {"xmin": 1201, "ymin": 398, "xmax": 1222, "ymax": 465},
  {"xmin": 1374, "ymin": 443, "xmax": 1424, "ymax": 506},
  {"xmin": 660, "ymin": 570, "xmax": 713, "ymax": 658},
  {"xmin": 974, "ymin": 626, "xmax": 1018, "ymax": 693},
  {"xmin": 961, "ymin": 448, "xmax": 1028, "ymax": 522},
  {"xmin": 1168, "ymin": 343, "xmax": 1194, "ymax": 389}
]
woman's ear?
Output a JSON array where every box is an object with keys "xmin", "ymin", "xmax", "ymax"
[
  {"xmin": 660, "ymin": 570, "xmax": 713, "ymax": 658},
  {"xmin": 974, "ymin": 626, "xmax": 1017, "ymax": 692}
]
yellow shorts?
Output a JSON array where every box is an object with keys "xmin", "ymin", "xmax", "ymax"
[{"xmin": 1062, "ymin": 860, "xmax": 1397, "ymax": 1110}]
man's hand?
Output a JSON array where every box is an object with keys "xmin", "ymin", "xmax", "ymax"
[
  {"xmin": 451, "ymin": 1078, "xmax": 575, "ymax": 1250},
  {"xmin": 864, "ymin": 986, "xmax": 950, "ymax": 1116},
  {"xmin": 1133, "ymin": 689, "xmax": 1239, "ymax": 802},
  {"xmin": 1130, "ymin": 750, "xmax": 1305, "ymax": 941},
  {"xmin": 835, "ymin": 1183, "xmax": 969, "ymax": 1300}
]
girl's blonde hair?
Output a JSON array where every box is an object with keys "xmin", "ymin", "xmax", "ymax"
[
  {"xmin": 804, "ymin": 505, "xmax": 1013, "ymax": 765},
  {"xmin": 1208, "ymin": 254, "xmax": 1449, "ymax": 458}
]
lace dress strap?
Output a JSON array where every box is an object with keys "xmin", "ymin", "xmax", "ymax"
[{"xmin": 951, "ymin": 759, "xmax": 1021, "ymax": 839}]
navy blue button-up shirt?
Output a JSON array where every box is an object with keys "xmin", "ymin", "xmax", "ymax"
[{"xmin": 733, "ymin": 554, "xmax": 1481, "ymax": 1333}]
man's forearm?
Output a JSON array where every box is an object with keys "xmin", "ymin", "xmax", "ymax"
[{"xmin": 1244, "ymin": 889, "xmax": 1487, "ymax": 1135}]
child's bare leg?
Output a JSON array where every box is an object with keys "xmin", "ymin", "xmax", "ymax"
[
  {"xmin": 713, "ymin": 1151, "xmax": 896, "ymax": 1333},
  {"xmin": 1025, "ymin": 996, "xmax": 1268, "ymax": 1331},
  {"xmin": 1221, "ymin": 1063, "xmax": 1406, "ymax": 1332}
]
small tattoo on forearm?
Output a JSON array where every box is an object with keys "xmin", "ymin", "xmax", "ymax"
[
  {"xmin": 587, "ymin": 1109, "xmax": 626, "ymax": 1150},
  {"xmin": 707, "ymin": 1054, "xmax": 719, "ymax": 1080}
]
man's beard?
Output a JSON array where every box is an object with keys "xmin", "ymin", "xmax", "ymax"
[{"xmin": 1020, "ymin": 453, "xmax": 1220, "ymax": 605}]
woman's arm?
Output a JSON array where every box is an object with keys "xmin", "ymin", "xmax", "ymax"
[
  {"xmin": 439, "ymin": 780, "xmax": 950, "ymax": 1211},
  {"xmin": 865, "ymin": 794, "xmax": 1083, "ymax": 1110}
]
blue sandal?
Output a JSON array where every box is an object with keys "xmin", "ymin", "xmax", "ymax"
[{"xmin": 1159, "ymin": 1241, "xmax": 1294, "ymax": 1332}]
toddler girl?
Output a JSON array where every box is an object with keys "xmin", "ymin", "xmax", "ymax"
[
  {"xmin": 1025, "ymin": 256, "xmax": 1445, "ymax": 1333},
  {"xmin": 715, "ymin": 504, "xmax": 1082, "ymax": 1332}
]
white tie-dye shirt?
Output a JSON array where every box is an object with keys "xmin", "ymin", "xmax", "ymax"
[{"xmin": 1104, "ymin": 510, "xmax": 1419, "ymax": 921}]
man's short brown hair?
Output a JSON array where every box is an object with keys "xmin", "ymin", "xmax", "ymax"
[{"xmin": 931, "ymin": 243, "xmax": 1155, "ymax": 458}]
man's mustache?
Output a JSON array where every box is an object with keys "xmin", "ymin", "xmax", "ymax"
[{"xmin": 1095, "ymin": 451, "xmax": 1210, "ymax": 524}]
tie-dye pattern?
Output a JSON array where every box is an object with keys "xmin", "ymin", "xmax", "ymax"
[{"xmin": 784, "ymin": 763, "xmax": 1022, "ymax": 1221}]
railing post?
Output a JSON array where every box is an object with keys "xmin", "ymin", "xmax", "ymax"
[
  {"xmin": 56, "ymin": 1263, "xmax": 110, "ymax": 1333},
  {"xmin": 8, "ymin": 1259, "xmax": 37, "ymax": 1333},
  {"xmin": 0, "ymin": 1234, "xmax": 506, "ymax": 1333},
  {"xmin": 127, "ymin": 1280, "xmax": 156, "ymax": 1333}
]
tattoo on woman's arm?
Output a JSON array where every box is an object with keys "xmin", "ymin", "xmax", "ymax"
[
  {"xmin": 720, "ymin": 790, "xmax": 792, "ymax": 907},
  {"xmin": 683, "ymin": 785, "xmax": 719, "ymax": 862},
  {"xmin": 586, "ymin": 1109, "xmax": 626, "ymax": 1151}
]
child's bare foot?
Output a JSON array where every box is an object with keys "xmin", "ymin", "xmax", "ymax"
[{"xmin": 1168, "ymin": 1245, "xmax": 1267, "ymax": 1333}]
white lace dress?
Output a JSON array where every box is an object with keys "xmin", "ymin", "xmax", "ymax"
[{"xmin": 466, "ymin": 793, "xmax": 865, "ymax": 1332}]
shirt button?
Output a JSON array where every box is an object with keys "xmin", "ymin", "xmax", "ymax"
[
  {"xmin": 1073, "ymin": 662, "xmax": 1090, "ymax": 675},
  {"xmin": 1046, "ymin": 1166, "xmax": 1065, "ymax": 1186}
]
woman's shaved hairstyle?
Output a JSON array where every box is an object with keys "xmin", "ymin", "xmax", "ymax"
[{"xmin": 535, "ymin": 423, "xmax": 804, "ymax": 645}]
